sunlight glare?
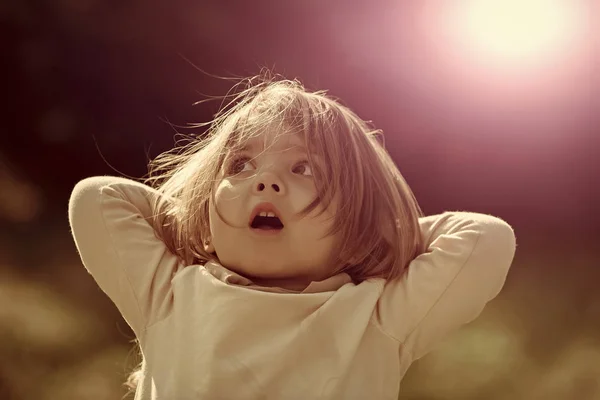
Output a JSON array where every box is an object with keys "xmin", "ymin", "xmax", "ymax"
[{"xmin": 458, "ymin": 0, "xmax": 584, "ymax": 62}]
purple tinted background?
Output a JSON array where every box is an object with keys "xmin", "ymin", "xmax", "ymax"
[{"xmin": 1, "ymin": 1, "xmax": 599, "ymax": 399}]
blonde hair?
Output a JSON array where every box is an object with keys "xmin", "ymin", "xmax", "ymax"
[{"xmin": 124, "ymin": 72, "xmax": 425, "ymax": 395}]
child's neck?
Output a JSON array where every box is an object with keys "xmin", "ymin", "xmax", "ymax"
[{"xmin": 250, "ymin": 276, "xmax": 315, "ymax": 292}]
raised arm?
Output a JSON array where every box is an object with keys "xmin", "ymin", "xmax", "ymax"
[
  {"xmin": 376, "ymin": 211, "xmax": 516, "ymax": 361},
  {"xmin": 68, "ymin": 176, "xmax": 183, "ymax": 338}
]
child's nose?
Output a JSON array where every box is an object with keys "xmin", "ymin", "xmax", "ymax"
[{"xmin": 253, "ymin": 171, "xmax": 285, "ymax": 195}]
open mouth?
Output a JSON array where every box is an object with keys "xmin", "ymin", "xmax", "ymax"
[{"xmin": 250, "ymin": 212, "xmax": 284, "ymax": 231}]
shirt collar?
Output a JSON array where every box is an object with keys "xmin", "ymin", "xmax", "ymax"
[{"xmin": 202, "ymin": 260, "xmax": 352, "ymax": 294}]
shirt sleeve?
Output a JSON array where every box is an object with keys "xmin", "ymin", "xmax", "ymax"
[
  {"xmin": 68, "ymin": 176, "xmax": 183, "ymax": 338},
  {"xmin": 376, "ymin": 211, "xmax": 517, "ymax": 361}
]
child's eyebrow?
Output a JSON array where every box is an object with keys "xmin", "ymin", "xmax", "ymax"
[{"xmin": 236, "ymin": 143, "xmax": 309, "ymax": 154}]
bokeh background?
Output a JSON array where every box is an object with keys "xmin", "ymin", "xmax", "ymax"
[{"xmin": 1, "ymin": 0, "xmax": 599, "ymax": 399}]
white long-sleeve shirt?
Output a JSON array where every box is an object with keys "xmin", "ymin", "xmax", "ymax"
[{"xmin": 68, "ymin": 176, "xmax": 517, "ymax": 400}]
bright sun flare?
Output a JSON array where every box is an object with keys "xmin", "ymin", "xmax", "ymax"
[{"xmin": 456, "ymin": 0, "xmax": 584, "ymax": 61}]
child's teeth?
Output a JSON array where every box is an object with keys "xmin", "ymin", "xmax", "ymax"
[{"xmin": 257, "ymin": 211, "xmax": 277, "ymax": 218}]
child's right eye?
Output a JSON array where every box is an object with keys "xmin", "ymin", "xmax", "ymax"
[{"xmin": 227, "ymin": 156, "xmax": 253, "ymax": 175}]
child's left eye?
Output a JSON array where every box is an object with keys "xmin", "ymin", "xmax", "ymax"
[{"xmin": 292, "ymin": 161, "xmax": 313, "ymax": 176}]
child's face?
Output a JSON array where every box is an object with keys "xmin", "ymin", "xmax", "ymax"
[{"xmin": 207, "ymin": 128, "xmax": 341, "ymax": 287}]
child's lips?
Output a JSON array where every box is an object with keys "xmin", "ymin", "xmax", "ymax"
[
  {"xmin": 249, "ymin": 226, "xmax": 284, "ymax": 236},
  {"xmin": 248, "ymin": 202, "xmax": 284, "ymax": 226}
]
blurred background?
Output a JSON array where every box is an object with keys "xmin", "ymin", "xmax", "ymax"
[{"xmin": 1, "ymin": 0, "xmax": 599, "ymax": 399}]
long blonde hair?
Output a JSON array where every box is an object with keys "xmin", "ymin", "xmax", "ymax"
[{"xmin": 124, "ymin": 72, "xmax": 425, "ymax": 395}]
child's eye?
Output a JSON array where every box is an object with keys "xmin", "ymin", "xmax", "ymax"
[
  {"xmin": 292, "ymin": 160, "xmax": 313, "ymax": 177},
  {"xmin": 227, "ymin": 156, "xmax": 253, "ymax": 175}
]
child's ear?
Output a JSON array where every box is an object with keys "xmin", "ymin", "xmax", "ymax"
[{"xmin": 203, "ymin": 236, "xmax": 215, "ymax": 253}]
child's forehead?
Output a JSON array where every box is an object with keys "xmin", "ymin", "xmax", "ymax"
[{"xmin": 231, "ymin": 130, "xmax": 308, "ymax": 153}]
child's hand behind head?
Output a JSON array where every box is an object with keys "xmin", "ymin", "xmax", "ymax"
[{"xmin": 144, "ymin": 74, "xmax": 425, "ymax": 289}]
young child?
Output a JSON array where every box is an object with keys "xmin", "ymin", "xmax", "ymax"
[{"xmin": 68, "ymin": 76, "xmax": 517, "ymax": 399}]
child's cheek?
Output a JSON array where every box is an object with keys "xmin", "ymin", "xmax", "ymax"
[
  {"xmin": 214, "ymin": 179, "xmax": 240, "ymax": 202},
  {"xmin": 288, "ymin": 182, "xmax": 318, "ymax": 212}
]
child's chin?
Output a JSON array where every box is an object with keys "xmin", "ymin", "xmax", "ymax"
[{"xmin": 237, "ymin": 262, "xmax": 296, "ymax": 279}]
